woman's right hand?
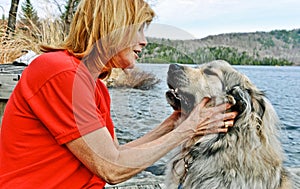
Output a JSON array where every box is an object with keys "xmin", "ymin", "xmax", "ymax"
[{"xmin": 175, "ymin": 97, "xmax": 238, "ymax": 138}]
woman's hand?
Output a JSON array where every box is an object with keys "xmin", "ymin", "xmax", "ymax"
[
  {"xmin": 175, "ymin": 97, "xmax": 238, "ymax": 138},
  {"xmin": 167, "ymin": 110, "xmax": 182, "ymax": 123}
]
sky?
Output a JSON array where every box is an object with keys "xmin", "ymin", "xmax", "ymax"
[{"xmin": 1, "ymin": 0, "xmax": 300, "ymax": 39}]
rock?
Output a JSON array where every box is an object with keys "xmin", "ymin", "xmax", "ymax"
[{"xmin": 145, "ymin": 164, "xmax": 166, "ymax": 176}]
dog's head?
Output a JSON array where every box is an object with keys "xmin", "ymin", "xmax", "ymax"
[
  {"xmin": 165, "ymin": 61, "xmax": 286, "ymax": 188},
  {"xmin": 166, "ymin": 60, "xmax": 266, "ymax": 122}
]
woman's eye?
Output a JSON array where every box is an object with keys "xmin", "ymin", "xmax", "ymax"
[{"xmin": 139, "ymin": 23, "xmax": 145, "ymax": 31}]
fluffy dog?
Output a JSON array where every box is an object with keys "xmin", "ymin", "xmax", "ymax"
[{"xmin": 165, "ymin": 60, "xmax": 292, "ymax": 189}]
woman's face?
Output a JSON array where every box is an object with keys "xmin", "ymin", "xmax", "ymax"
[{"xmin": 114, "ymin": 25, "xmax": 147, "ymax": 69}]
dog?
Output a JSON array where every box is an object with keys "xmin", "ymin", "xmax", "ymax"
[{"xmin": 164, "ymin": 60, "xmax": 292, "ymax": 189}]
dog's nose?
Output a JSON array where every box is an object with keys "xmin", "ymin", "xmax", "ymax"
[{"xmin": 169, "ymin": 64, "xmax": 183, "ymax": 71}]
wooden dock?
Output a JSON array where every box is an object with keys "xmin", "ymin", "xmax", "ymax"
[
  {"xmin": 105, "ymin": 175, "xmax": 165, "ymax": 189},
  {"xmin": 106, "ymin": 183, "xmax": 164, "ymax": 189},
  {"xmin": 0, "ymin": 64, "xmax": 26, "ymax": 124},
  {"xmin": 0, "ymin": 64, "xmax": 26, "ymax": 99}
]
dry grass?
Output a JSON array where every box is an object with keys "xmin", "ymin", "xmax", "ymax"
[
  {"xmin": 1, "ymin": 22, "xmax": 32, "ymax": 63},
  {"xmin": 107, "ymin": 68, "xmax": 161, "ymax": 90},
  {"xmin": 0, "ymin": 18, "xmax": 160, "ymax": 90},
  {"xmin": 0, "ymin": 18, "xmax": 66, "ymax": 64}
]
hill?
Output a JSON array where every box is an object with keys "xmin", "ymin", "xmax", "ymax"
[{"xmin": 140, "ymin": 29, "xmax": 300, "ymax": 66}]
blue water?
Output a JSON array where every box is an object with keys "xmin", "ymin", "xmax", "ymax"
[
  {"xmin": 109, "ymin": 64, "xmax": 300, "ymax": 168},
  {"xmin": 235, "ymin": 65, "xmax": 300, "ymax": 167}
]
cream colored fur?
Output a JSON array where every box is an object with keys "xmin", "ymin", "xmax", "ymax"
[{"xmin": 165, "ymin": 60, "xmax": 292, "ymax": 189}]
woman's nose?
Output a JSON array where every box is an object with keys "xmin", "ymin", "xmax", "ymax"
[{"xmin": 139, "ymin": 32, "xmax": 147, "ymax": 47}]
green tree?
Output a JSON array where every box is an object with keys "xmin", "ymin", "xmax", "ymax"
[
  {"xmin": 61, "ymin": 0, "xmax": 80, "ymax": 34},
  {"xmin": 20, "ymin": 0, "xmax": 39, "ymax": 26}
]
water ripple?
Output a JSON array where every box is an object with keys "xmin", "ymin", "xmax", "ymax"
[{"xmin": 110, "ymin": 64, "xmax": 300, "ymax": 167}]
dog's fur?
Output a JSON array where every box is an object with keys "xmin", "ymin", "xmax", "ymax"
[{"xmin": 165, "ymin": 60, "xmax": 292, "ymax": 189}]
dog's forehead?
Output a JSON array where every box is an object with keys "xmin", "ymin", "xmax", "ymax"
[
  {"xmin": 196, "ymin": 61, "xmax": 234, "ymax": 74},
  {"xmin": 200, "ymin": 62, "xmax": 221, "ymax": 69},
  {"xmin": 193, "ymin": 63, "xmax": 223, "ymax": 76}
]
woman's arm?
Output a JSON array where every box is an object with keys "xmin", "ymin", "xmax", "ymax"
[
  {"xmin": 116, "ymin": 110, "xmax": 181, "ymax": 149},
  {"xmin": 66, "ymin": 123, "xmax": 189, "ymax": 185},
  {"xmin": 66, "ymin": 98, "xmax": 237, "ymax": 185}
]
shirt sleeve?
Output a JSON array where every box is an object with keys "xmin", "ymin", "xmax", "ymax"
[{"xmin": 27, "ymin": 69, "xmax": 105, "ymax": 145}]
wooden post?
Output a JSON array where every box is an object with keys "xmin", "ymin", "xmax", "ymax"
[{"xmin": 0, "ymin": 99, "xmax": 7, "ymax": 126}]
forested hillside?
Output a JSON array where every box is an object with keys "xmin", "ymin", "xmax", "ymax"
[{"xmin": 140, "ymin": 29, "xmax": 300, "ymax": 66}]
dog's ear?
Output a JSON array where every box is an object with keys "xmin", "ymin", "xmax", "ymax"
[
  {"xmin": 226, "ymin": 85, "xmax": 266, "ymax": 119},
  {"xmin": 226, "ymin": 85, "xmax": 251, "ymax": 114},
  {"xmin": 248, "ymin": 88, "xmax": 266, "ymax": 119},
  {"xmin": 224, "ymin": 70, "xmax": 266, "ymax": 119}
]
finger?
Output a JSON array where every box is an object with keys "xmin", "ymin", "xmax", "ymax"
[
  {"xmin": 172, "ymin": 110, "xmax": 182, "ymax": 117},
  {"xmin": 223, "ymin": 120, "xmax": 234, "ymax": 128},
  {"xmin": 198, "ymin": 97, "xmax": 212, "ymax": 108},
  {"xmin": 196, "ymin": 128, "xmax": 228, "ymax": 136},
  {"xmin": 210, "ymin": 102, "xmax": 233, "ymax": 113},
  {"xmin": 196, "ymin": 119, "xmax": 234, "ymax": 132},
  {"xmin": 223, "ymin": 111, "xmax": 238, "ymax": 121},
  {"xmin": 200, "ymin": 113, "xmax": 226, "ymax": 126},
  {"xmin": 200, "ymin": 110, "xmax": 238, "ymax": 126}
]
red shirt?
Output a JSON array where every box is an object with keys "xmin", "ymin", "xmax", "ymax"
[{"xmin": 0, "ymin": 51, "xmax": 114, "ymax": 188}]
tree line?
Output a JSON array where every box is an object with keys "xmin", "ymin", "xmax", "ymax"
[{"xmin": 139, "ymin": 43, "xmax": 294, "ymax": 66}]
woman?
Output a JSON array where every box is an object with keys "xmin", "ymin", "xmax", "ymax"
[{"xmin": 0, "ymin": 0, "xmax": 237, "ymax": 188}]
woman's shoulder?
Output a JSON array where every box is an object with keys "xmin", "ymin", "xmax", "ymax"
[
  {"xmin": 17, "ymin": 51, "xmax": 88, "ymax": 100},
  {"xmin": 24, "ymin": 51, "xmax": 82, "ymax": 80},
  {"xmin": 20, "ymin": 51, "xmax": 82, "ymax": 93},
  {"xmin": 31, "ymin": 51, "xmax": 80, "ymax": 71}
]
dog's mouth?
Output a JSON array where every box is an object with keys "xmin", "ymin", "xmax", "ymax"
[{"xmin": 166, "ymin": 84, "xmax": 195, "ymax": 113}]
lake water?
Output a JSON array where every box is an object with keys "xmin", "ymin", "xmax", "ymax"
[{"xmin": 109, "ymin": 63, "xmax": 300, "ymax": 171}]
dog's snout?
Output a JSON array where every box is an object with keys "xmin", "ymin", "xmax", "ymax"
[
  {"xmin": 169, "ymin": 64, "xmax": 183, "ymax": 72},
  {"xmin": 167, "ymin": 63, "xmax": 188, "ymax": 89}
]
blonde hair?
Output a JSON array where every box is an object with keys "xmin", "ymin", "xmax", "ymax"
[{"xmin": 41, "ymin": 0, "xmax": 155, "ymax": 76}]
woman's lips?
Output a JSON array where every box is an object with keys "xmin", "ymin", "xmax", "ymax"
[
  {"xmin": 133, "ymin": 50, "xmax": 141, "ymax": 59},
  {"xmin": 134, "ymin": 51, "xmax": 139, "ymax": 59}
]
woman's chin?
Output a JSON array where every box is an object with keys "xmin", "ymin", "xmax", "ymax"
[{"xmin": 125, "ymin": 62, "xmax": 135, "ymax": 69}]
